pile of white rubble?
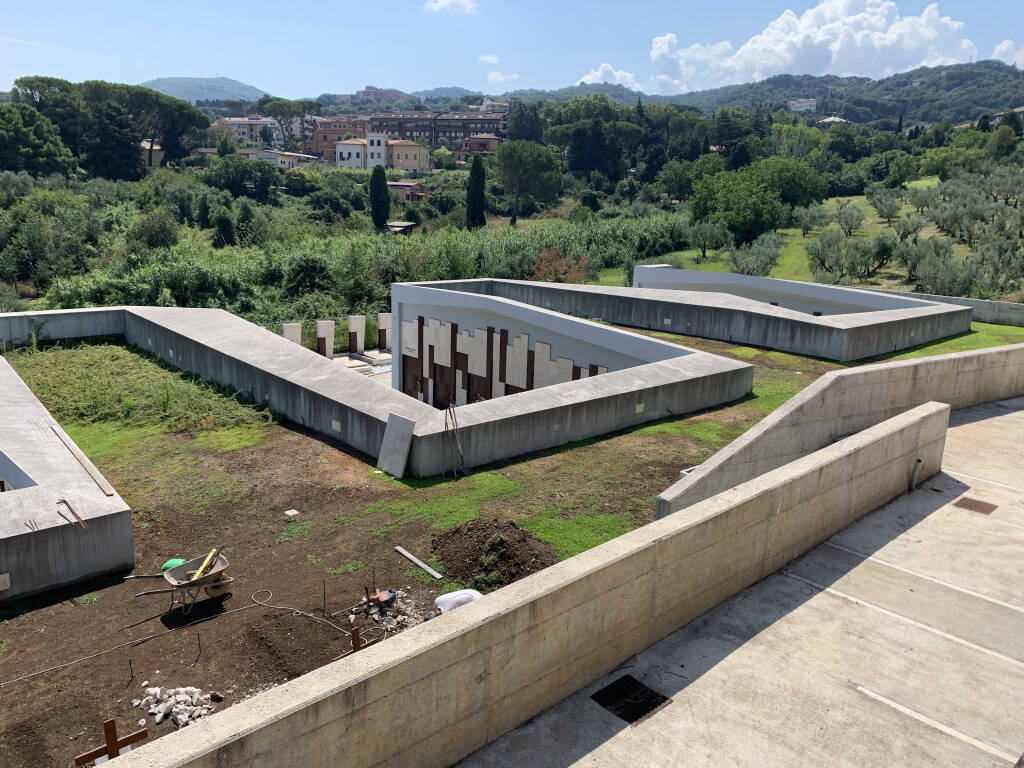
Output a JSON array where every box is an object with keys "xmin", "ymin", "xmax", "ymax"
[{"xmin": 132, "ymin": 684, "xmax": 222, "ymax": 727}]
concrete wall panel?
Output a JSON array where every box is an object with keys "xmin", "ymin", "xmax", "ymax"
[{"xmin": 657, "ymin": 343, "xmax": 1024, "ymax": 516}]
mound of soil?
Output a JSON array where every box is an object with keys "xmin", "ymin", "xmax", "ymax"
[{"xmin": 432, "ymin": 519, "xmax": 557, "ymax": 592}]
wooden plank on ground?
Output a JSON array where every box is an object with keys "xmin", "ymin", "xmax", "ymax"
[{"xmin": 395, "ymin": 546, "xmax": 442, "ymax": 579}]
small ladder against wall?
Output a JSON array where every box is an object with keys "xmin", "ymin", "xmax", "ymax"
[{"xmin": 443, "ymin": 405, "xmax": 469, "ymax": 479}]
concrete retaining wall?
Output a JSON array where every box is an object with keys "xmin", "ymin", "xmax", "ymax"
[
  {"xmin": 113, "ymin": 401, "xmax": 949, "ymax": 768},
  {"xmin": 863, "ymin": 288, "xmax": 1024, "ymax": 327},
  {"xmin": 407, "ymin": 354, "xmax": 753, "ymax": 477},
  {"xmin": 426, "ymin": 278, "xmax": 972, "ymax": 362},
  {"xmin": 657, "ymin": 343, "xmax": 1024, "ymax": 517},
  {"xmin": 0, "ymin": 307, "xmax": 125, "ymax": 347}
]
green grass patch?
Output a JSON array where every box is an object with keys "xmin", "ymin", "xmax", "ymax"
[
  {"xmin": 633, "ymin": 418, "xmax": 735, "ymax": 442},
  {"xmin": 725, "ymin": 346, "xmax": 761, "ymax": 359},
  {"xmin": 275, "ymin": 520, "xmax": 313, "ymax": 543},
  {"xmin": 772, "ymin": 228, "xmax": 815, "ymax": 281},
  {"xmin": 0, "ymin": 639, "xmax": 8, "ymax": 654},
  {"xmin": 63, "ymin": 423, "xmax": 164, "ymax": 465},
  {"xmin": 188, "ymin": 424, "xmax": 268, "ymax": 452},
  {"xmin": 306, "ymin": 555, "xmax": 323, "ymax": 565},
  {"xmin": 75, "ymin": 593, "xmax": 100, "ymax": 606},
  {"xmin": 360, "ymin": 471, "xmax": 521, "ymax": 532},
  {"xmin": 325, "ymin": 560, "xmax": 365, "ymax": 575},
  {"xmin": 746, "ymin": 368, "xmax": 815, "ymax": 413},
  {"xmin": 519, "ymin": 506, "xmax": 635, "ymax": 560},
  {"xmin": 594, "ymin": 267, "xmax": 626, "ymax": 286}
]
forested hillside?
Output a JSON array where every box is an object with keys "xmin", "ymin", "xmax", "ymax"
[
  {"xmin": 504, "ymin": 61, "xmax": 1024, "ymax": 124},
  {"xmin": 140, "ymin": 77, "xmax": 269, "ymax": 104}
]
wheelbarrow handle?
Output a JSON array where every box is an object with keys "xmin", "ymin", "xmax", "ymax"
[{"xmin": 133, "ymin": 587, "xmax": 180, "ymax": 597}]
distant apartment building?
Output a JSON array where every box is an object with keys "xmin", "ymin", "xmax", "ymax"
[
  {"xmin": 0, "ymin": 91, "xmax": 11, "ymax": 103},
  {"xmin": 388, "ymin": 140, "xmax": 426, "ymax": 174},
  {"xmin": 454, "ymin": 133, "xmax": 502, "ymax": 163},
  {"xmin": 303, "ymin": 115, "xmax": 370, "ymax": 161},
  {"xmin": 480, "ymin": 97, "xmax": 509, "ymax": 112},
  {"xmin": 246, "ymin": 148, "xmax": 319, "ymax": 170},
  {"xmin": 196, "ymin": 146, "xmax": 319, "ymax": 168},
  {"xmin": 335, "ymin": 132, "xmax": 427, "ymax": 173},
  {"xmin": 787, "ymin": 98, "xmax": 817, "ymax": 113},
  {"xmin": 816, "ymin": 115, "xmax": 850, "ymax": 129},
  {"xmin": 216, "ymin": 116, "xmax": 283, "ymax": 147},
  {"xmin": 366, "ymin": 111, "xmax": 506, "ymax": 144}
]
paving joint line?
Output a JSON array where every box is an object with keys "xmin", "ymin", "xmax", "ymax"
[
  {"xmin": 780, "ymin": 570, "xmax": 1024, "ymax": 670},
  {"xmin": 852, "ymin": 683, "xmax": 1018, "ymax": 764},
  {"xmin": 821, "ymin": 541, "xmax": 1024, "ymax": 615}
]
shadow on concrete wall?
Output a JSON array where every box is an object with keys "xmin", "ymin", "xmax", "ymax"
[{"xmin": 460, "ymin": 472, "xmax": 967, "ymax": 767}]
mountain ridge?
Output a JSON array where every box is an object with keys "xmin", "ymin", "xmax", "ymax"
[{"xmin": 139, "ymin": 77, "xmax": 269, "ymax": 103}]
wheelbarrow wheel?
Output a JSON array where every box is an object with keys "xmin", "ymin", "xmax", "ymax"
[{"xmin": 205, "ymin": 581, "xmax": 229, "ymax": 598}]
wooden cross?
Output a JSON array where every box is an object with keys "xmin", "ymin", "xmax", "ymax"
[{"xmin": 73, "ymin": 719, "xmax": 148, "ymax": 766}]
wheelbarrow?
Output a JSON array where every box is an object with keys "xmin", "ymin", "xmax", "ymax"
[{"xmin": 133, "ymin": 551, "xmax": 234, "ymax": 615}]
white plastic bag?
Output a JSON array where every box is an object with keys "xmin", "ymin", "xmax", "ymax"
[{"xmin": 434, "ymin": 589, "xmax": 483, "ymax": 614}]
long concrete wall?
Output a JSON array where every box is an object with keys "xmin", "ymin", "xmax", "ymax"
[
  {"xmin": 862, "ymin": 288, "xmax": 1024, "ymax": 327},
  {"xmin": 407, "ymin": 354, "xmax": 753, "ymax": 477},
  {"xmin": 427, "ymin": 278, "xmax": 972, "ymax": 362},
  {"xmin": 657, "ymin": 343, "xmax": 1024, "ymax": 517},
  {"xmin": 112, "ymin": 401, "xmax": 949, "ymax": 768}
]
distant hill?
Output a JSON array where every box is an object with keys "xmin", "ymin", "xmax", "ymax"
[
  {"xmin": 412, "ymin": 86, "xmax": 478, "ymax": 101},
  {"xmin": 500, "ymin": 61, "xmax": 1024, "ymax": 124},
  {"xmin": 667, "ymin": 60, "xmax": 1024, "ymax": 123},
  {"xmin": 139, "ymin": 77, "xmax": 269, "ymax": 104}
]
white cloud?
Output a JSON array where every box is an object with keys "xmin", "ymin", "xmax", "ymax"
[
  {"xmin": 0, "ymin": 35, "xmax": 39, "ymax": 47},
  {"xmin": 487, "ymin": 70, "xmax": 519, "ymax": 83},
  {"xmin": 993, "ymin": 39, "xmax": 1024, "ymax": 67},
  {"xmin": 424, "ymin": 0, "xmax": 477, "ymax": 13},
  {"xmin": 578, "ymin": 63, "xmax": 642, "ymax": 90},
  {"xmin": 586, "ymin": 1, "xmax": 977, "ymax": 95},
  {"xmin": 478, "ymin": 53, "xmax": 500, "ymax": 65}
]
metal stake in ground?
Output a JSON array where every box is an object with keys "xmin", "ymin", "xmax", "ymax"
[{"xmin": 73, "ymin": 719, "xmax": 147, "ymax": 766}]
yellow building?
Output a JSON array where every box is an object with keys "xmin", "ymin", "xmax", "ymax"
[{"xmin": 387, "ymin": 140, "xmax": 426, "ymax": 174}]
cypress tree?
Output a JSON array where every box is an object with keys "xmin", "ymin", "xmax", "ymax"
[
  {"xmin": 197, "ymin": 193, "xmax": 210, "ymax": 228},
  {"xmin": 466, "ymin": 154, "xmax": 486, "ymax": 229},
  {"xmin": 896, "ymin": 114, "xmax": 903, "ymax": 134},
  {"xmin": 369, "ymin": 165, "xmax": 390, "ymax": 231}
]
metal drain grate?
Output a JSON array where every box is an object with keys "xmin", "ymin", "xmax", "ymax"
[
  {"xmin": 953, "ymin": 497, "xmax": 998, "ymax": 515},
  {"xmin": 590, "ymin": 674, "xmax": 670, "ymax": 724}
]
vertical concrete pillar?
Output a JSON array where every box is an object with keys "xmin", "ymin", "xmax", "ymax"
[
  {"xmin": 282, "ymin": 323, "xmax": 302, "ymax": 345},
  {"xmin": 316, "ymin": 320, "xmax": 335, "ymax": 357},
  {"xmin": 348, "ymin": 315, "xmax": 366, "ymax": 354}
]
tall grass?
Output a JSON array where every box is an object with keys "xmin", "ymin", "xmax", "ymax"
[{"xmin": 3, "ymin": 342, "xmax": 273, "ymax": 432}]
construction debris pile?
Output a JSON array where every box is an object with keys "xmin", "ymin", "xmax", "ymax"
[
  {"xmin": 359, "ymin": 589, "xmax": 425, "ymax": 632},
  {"xmin": 132, "ymin": 685, "xmax": 222, "ymax": 727}
]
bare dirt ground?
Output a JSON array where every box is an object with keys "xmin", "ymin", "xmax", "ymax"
[{"xmin": 0, "ymin": 426, "xmax": 476, "ymax": 768}]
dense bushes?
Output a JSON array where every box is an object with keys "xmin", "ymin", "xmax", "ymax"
[{"xmin": 44, "ymin": 213, "xmax": 690, "ymax": 325}]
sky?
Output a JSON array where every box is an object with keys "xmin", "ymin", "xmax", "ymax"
[{"xmin": 1, "ymin": 0, "xmax": 1023, "ymax": 97}]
